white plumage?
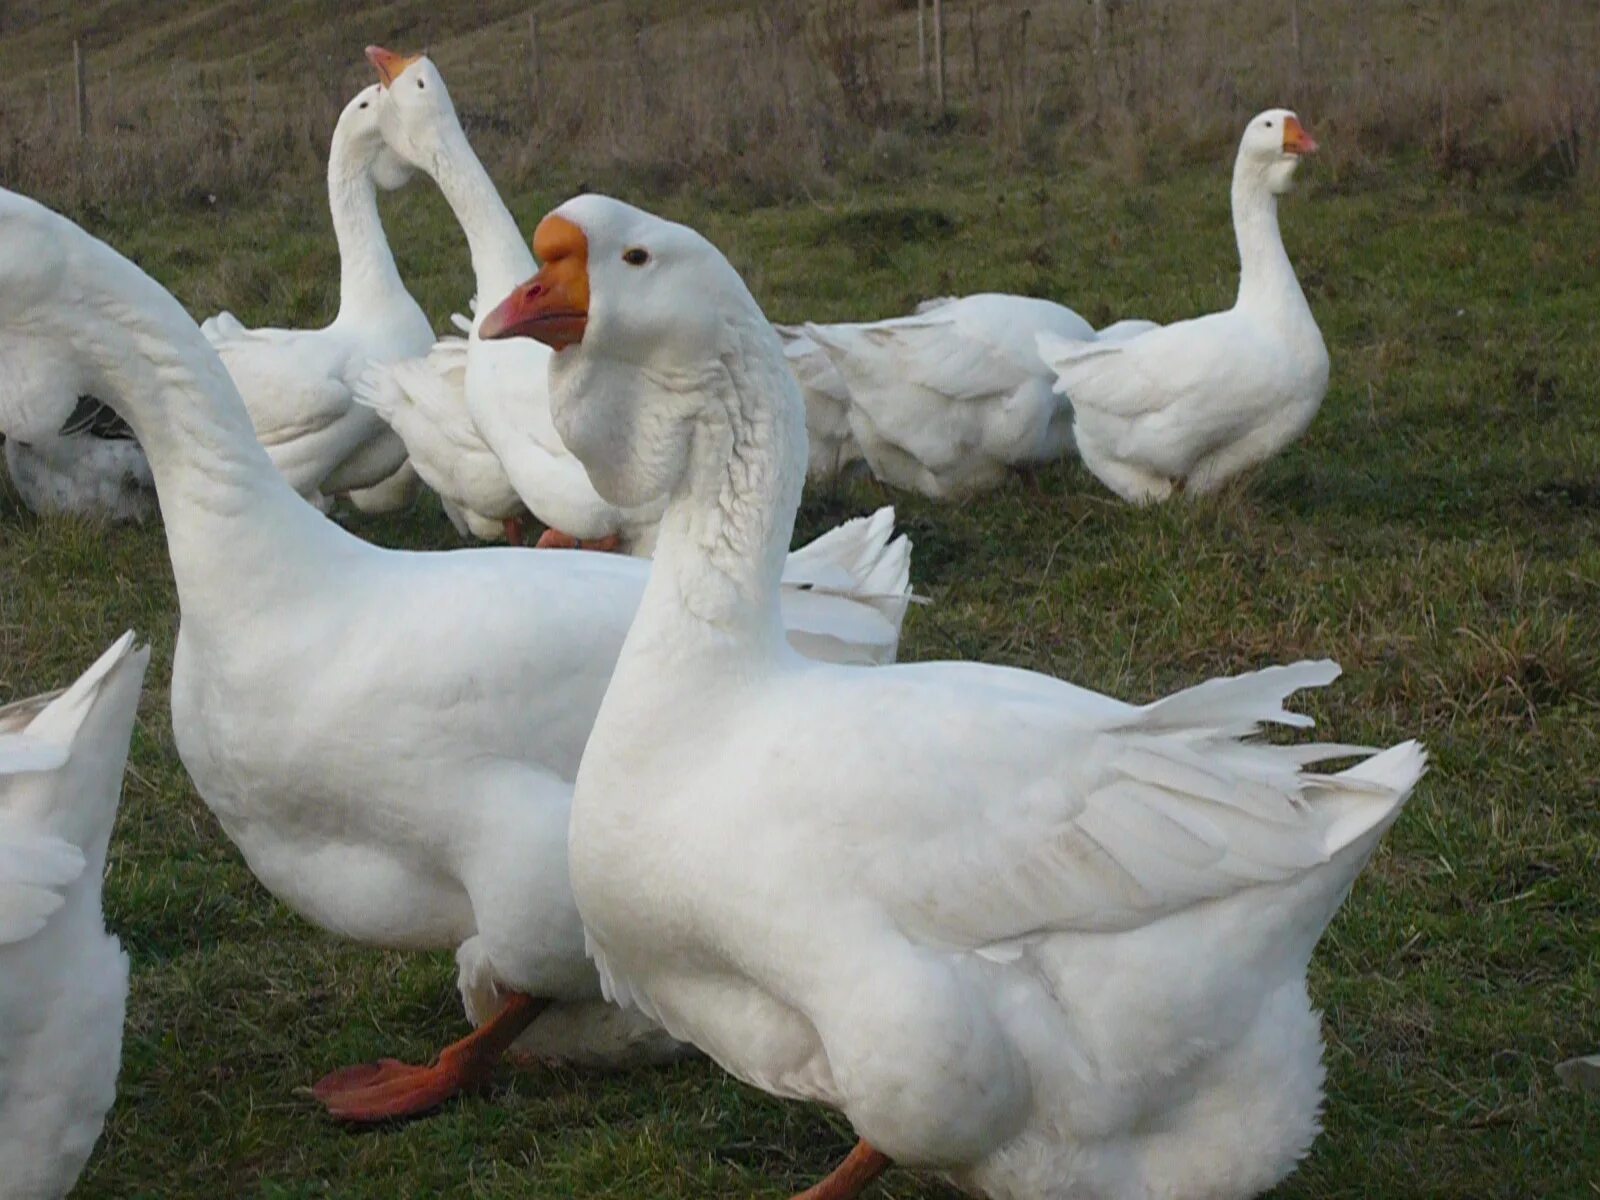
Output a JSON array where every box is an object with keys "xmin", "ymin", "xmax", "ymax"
[
  {"xmin": 494, "ymin": 194, "xmax": 1424, "ymax": 1200},
  {"xmin": 0, "ymin": 186, "xmax": 914, "ymax": 1121},
  {"xmin": 798, "ymin": 293, "xmax": 1094, "ymax": 498},
  {"xmin": 1038, "ymin": 110, "xmax": 1329, "ymax": 503},
  {"xmin": 0, "ymin": 632, "xmax": 148, "ymax": 1200},
  {"xmin": 202, "ymin": 84, "xmax": 433, "ymax": 509}
]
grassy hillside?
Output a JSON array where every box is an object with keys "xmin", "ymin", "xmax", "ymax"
[
  {"xmin": 1, "ymin": 0, "xmax": 1596, "ymax": 211},
  {"xmin": 2, "ymin": 2, "xmax": 1599, "ymax": 1198}
]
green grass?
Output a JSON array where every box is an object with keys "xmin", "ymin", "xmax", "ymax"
[{"xmin": 3, "ymin": 150, "xmax": 1599, "ymax": 1198}]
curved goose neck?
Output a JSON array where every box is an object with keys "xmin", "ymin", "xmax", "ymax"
[
  {"xmin": 423, "ymin": 121, "xmax": 535, "ymax": 309},
  {"xmin": 61, "ymin": 239, "xmax": 344, "ymax": 617},
  {"xmin": 636, "ymin": 321, "xmax": 806, "ymax": 661},
  {"xmin": 1231, "ymin": 159, "xmax": 1304, "ymax": 317},
  {"xmin": 328, "ymin": 127, "xmax": 407, "ymax": 321}
]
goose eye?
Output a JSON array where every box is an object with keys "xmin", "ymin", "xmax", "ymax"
[
  {"xmin": 359, "ymin": 101, "xmax": 369, "ymax": 109},
  {"xmin": 417, "ymin": 79, "xmax": 426, "ymax": 89},
  {"xmin": 622, "ymin": 247, "xmax": 650, "ymax": 267},
  {"xmin": 1264, "ymin": 120, "xmax": 1274, "ymax": 128}
]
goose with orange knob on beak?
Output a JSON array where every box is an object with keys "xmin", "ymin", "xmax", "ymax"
[
  {"xmin": 482, "ymin": 193, "xmax": 1421, "ymax": 1200},
  {"xmin": 198, "ymin": 71, "xmax": 433, "ymax": 512},
  {"xmin": 1037, "ymin": 108, "xmax": 1329, "ymax": 505}
]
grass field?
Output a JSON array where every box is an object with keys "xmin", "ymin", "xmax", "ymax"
[{"xmin": 4, "ymin": 58, "xmax": 1600, "ymax": 1200}]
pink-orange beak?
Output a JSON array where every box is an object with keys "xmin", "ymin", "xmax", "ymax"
[
  {"xmin": 1282, "ymin": 115, "xmax": 1318, "ymax": 156},
  {"xmin": 479, "ymin": 214, "xmax": 591, "ymax": 350},
  {"xmin": 366, "ymin": 45, "xmax": 421, "ymax": 89}
]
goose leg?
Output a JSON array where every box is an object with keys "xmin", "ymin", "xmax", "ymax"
[
  {"xmin": 312, "ymin": 992, "xmax": 547, "ymax": 1123},
  {"xmin": 534, "ymin": 528, "xmax": 623, "ymax": 552},
  {"xmin": 503, "ymin": 517, "xmax": 526, "ymax": 546},
  {"xmin": 789, "ymin": 1140, "xmax": 892, "ymax": 1200}
]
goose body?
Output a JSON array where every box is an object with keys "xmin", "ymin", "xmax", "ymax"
[
  {"xmin": 3, "ymin": 397, "xmax": 155, "ymax": 522},
  {"xmin": 480, "ymin": 195, "xmax": 1425, "ymax": 1200},
  {"xmin": 0, "ymin": 186, "xmax": 910, "ymax": 1119},
  {"xmin": 1038, "ymin": 111, "xmax": 1329, "ymax": 504},
  {"xmin": 800, "ymin": 293, "xmax": 1094, "ymax": 498},
  {"xmin": 773, "ymin": 326, "xmax": 863, "ymax": 481},
  {"xmin": 367, "ymin": 50, "xmax": 669, "ymax": 551},
  {"xmin": 203, "ymin": 85, "xmax": 433, "ymax": 507},
  {"xmin": 0, "ymin": 633, "xmax": 148, "ymax": 1200},
  {"xmin": 354, "ymin": 328, "xmax": 527, "ymax": 541}
]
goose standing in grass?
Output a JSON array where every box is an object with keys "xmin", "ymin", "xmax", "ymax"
[
  {"xmin": 364, "ymin": 47, "xmax": 666, "ymax": 550},
  {"xmin": 1038, "ymin": 110, "xmax": 1328, "ymax": 504},
  {"xmin": 797, "ymin": 293, "xmax": 1095, "ymax": 498},
  {"xmin": 481, "ymin": 194, "xmax": 1424, "ymax": 1200},
  {"xmin": 2, "ymin": 396, "xmax": 155, "ymax": 522},
  {"xmin": 0, "ymin": 186, "xmax": 911, "ymax": 1124},
  {"xmin": 202, "ymin": 83, "xmax": 432, "ymax": 510},
  {"xmin": 354, "ymin": 327, "xmax": 530, "ymax": 542},
  {"xmin": 0, "ymin": 633, "xmax": 148, "ymax": 1200}
]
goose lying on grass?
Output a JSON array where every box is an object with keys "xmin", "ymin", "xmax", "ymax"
[
  {"xmin": 202, "ymin": 84, "xmax": 432, "ymax": 512},
  {"xmin": 0, "ymin": 186, "xmax": 913, "ymax": 1125},
  {"xmin": 1038, "ymin": 110, "xmax": 1329, "ymax": 504},
  {"xmin": 798, "ymin": 293, "xmax": 1094, "ymax": 499},
  {"xmin": 0, "ymin": 633, "xmax": 148, "ymax": 1200},
  {"xmin": 772, "ymin": 326, "xmax": 863, "ymax": 482},
  {"xmin": 481, "ymin": 194, "xmax": 1424, "ymax": 1200},
  {"xmin": 2, "ymin": 396, "xmax": 155, "ymax": 522}
]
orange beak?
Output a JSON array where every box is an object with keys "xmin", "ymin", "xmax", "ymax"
[
  {"xmin": 479, "ymin": 215, "xmax": 591, "ymax": 350},
  {"xmin": 366, "ymin": 45, "xmax": 422, "ymax": 89},
  {"xmin": 1282, "ymin": 115, "xmax": 1318, "ymax": 156}
]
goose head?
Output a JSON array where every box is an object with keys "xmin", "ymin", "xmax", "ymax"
[
  {"xmin": 332, "ymin": 83, "xmax": 414, "ymax": 191},
  {"xmin": 479, "ymin": 194, "xmax": 769, "ymax": 509},
  {"xmin": 1237, "ymin": 108, "xmax": 1318, "ymax": 194},
  {"xmin": 365, "ymin": 46, "xmax": 458, "ymax": 175}
]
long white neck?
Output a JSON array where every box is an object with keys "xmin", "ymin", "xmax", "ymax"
[
  {"xmin": 422, "ymin": 121, "xmax": 535, "ymax": 310},
  {"xmin": 1231, "ymin": 161, "xmax": 1306, "ymax": 318},
  {"xmin": 626, "ymin": 321, "xmax": 807, "ymax": 666},
  {"xmin": 327, "ymin": 130, "xmax": 407, "ymax": 321},
  {"xmin": 54, "ymin": 231, "xmax": 351, "ymax": 625}
]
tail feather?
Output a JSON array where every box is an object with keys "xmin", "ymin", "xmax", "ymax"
[
  {"xmin": 1314, "ymin": 740, "xmax": 1427, "ymax": 857},
  {"xmin": 778, "ymin": 507, "xmax": 919, "ymax": 665},
  {"xmin": 1127, "ymin": 660, "xmax": 1342, "ymax": 737}
]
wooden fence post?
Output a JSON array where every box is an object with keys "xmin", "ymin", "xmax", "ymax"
[
  {"xmin": 932, "ymin": 0, "xmax": 945, "ymax": 114},
  {"xmin": 917, "ymin": 0, "xmax": 928, "ymax": 107}
]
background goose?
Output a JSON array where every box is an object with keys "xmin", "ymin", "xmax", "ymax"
[
  {"xmin": 800, "ymin": 292, "xmax": 1094, "ymax": 499},
  {"xmin": 481, "ymin": 194, "xmax": 1424, "ymax": 1200},
  {"xmin": 2, "ymin": 396, "xmax": 155, "ymax": 522},
  {"xmin": 773, "ymin": 326, "xmax": 864, "ymax": 482},
  {"xmin": 202, "ymin": 83, "xmax": 433, "ymax": 510},
  {"xmin": 1038, "ymin": 110, "xmax": 1329, "ymax": 504},
  {"xmin": 364, "ymin": 47, "xmax": 659, "ymax": 550},
  {"xmin": 0, "ymin": 186, "xmax": 911, "ymax": 1125},
  {"xmin": 354, "ymin": 329, "xmax": 529, "ymax": 543},
  {"xmin": 0, "ymin": 632, "xmax": 148, "ymax": 1200}
]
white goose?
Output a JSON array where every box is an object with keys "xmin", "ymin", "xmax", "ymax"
[
  {"xmin": 365, "ymin": 47, "xmax": 671, "ymax": 550},
  {"xmin": 0, "ymin": 632, "xmax": 148, "ymax": 1200},
  {"xmin": 202, "ymin": 82, "xmax": 433, "ymax": 509},
  {"xmin": 480, "ymin": 194, "xmax": 1425, "ymax": 1200},
  {"xmin": 353, "ymin": 328, "xmax": 529, "ymax": 543},
  {"xmin": 798, "ymin": 292, "xmax": 1095, "ymax": 499},
  {"xmin": 1038, "ymin": 110, "xmax": 1329, "ymax": 504},
  {"xmin": 772, "ymin": 326, "xmax": 863, "ymax": 482},
  {"xmin": 2, "ymin": 397, "xmax": 155, "ymax": 522},
  {"xmin": 0, "ymin": 186, "xmax": 910, "ymax": 1124}
]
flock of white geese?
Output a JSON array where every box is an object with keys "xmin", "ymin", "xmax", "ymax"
[{"xmin": 0, "ymin": 45, "xmax": 1455, "ymax": 1200}]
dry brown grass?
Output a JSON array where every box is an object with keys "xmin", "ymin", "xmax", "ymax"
[{"xmin": 1, "ymin": 0, "xmax": 1596, "ymax": 209}]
